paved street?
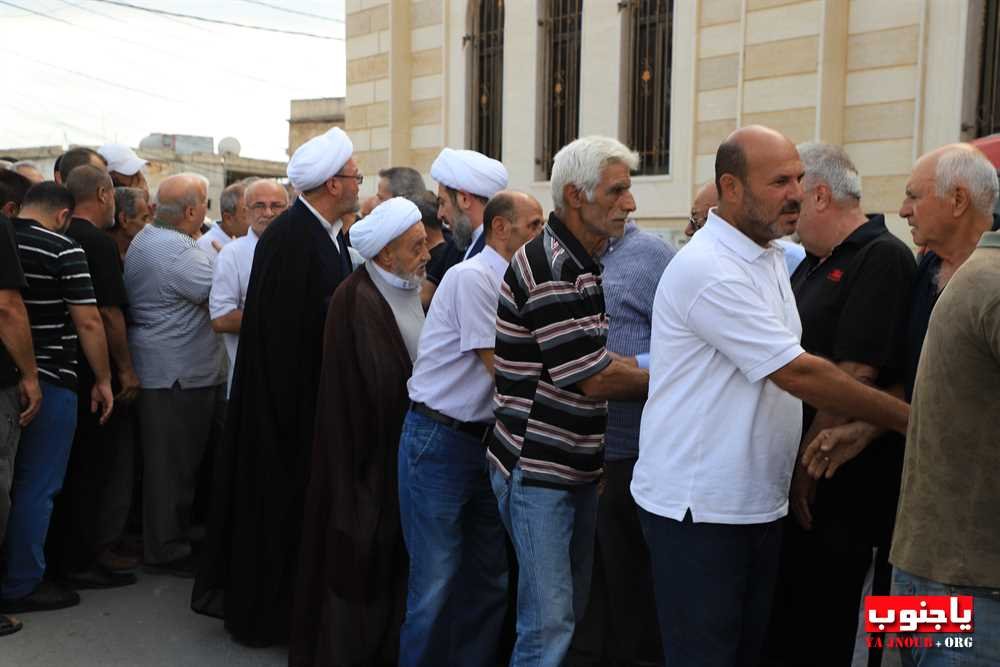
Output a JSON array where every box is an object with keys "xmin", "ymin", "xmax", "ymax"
[{"xmin": 3, "ymin": 573, "xmax": 286, "ymax": 667}]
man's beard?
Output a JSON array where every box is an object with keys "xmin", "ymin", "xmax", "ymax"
[
  {"xmin": 451, "ymin": 211, "xmax": 474, "ymax": 250},
  {"xmin": 738, "ymin": 189, "xmax": 799, "ymax": 242}
]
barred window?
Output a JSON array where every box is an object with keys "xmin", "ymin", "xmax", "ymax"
[
  {"xmin": 466, "ymin": 1, "xmax": 505, "ymax": 160},
  {"xmin": 622, "ymin": 0, "xmax": 673, "ymax": 175},
  {"xmin": 976, "ymin": 0, "xmax": 1000, "ymax": 137},
  {"xmin": 538, "ymin": 0, "xmax": 583, "ymax": 180}
]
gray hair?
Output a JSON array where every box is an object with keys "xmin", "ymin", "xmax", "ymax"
[
  {"xmin": 114, "ymin": 186, "xmax": 148, "ymax": 219},
  {"xmin": 550, "ymin": 136, "xmax": 639, "ymax": 211},
  {"xmin": 797, "ymin": 142, "xmax": 862, "ymax": 203},
  {"xmin": 154, "ymin": 173, "xmax": 209, "ymax": 225},
  {"xmin": 12, "ymin": 161, "xmax": 40, "ymax": 172},
  {"xmin": 378, "ymin": 166, "xmax": 427, "ymax": 199},
  {"xmin": 935, "ymin": 146, "xmax": 1000, "ymax": 216},
  {"xmin": 220, "ymin": 181, "xmax": 247, "ymax": 215}
]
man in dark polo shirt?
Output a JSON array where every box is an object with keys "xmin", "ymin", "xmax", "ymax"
[
  {"xmin": 761, "ymin": 144, "xmax": 915, "ymax": 666},
  {"xmin": 45, "ymin": 165, "xmax": 140, "ymax": 589},
  {"xmin": 488, "ymin": 136, "xmax": 650, "ymax": 666}
]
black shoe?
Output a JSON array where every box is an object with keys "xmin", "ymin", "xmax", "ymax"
[
  {"xmin": 63, "ymin": 566, "xmax": 137, "ymax": 590},
  {"xmin": 143, "ymin": 554, "xmax": 198, "ymax": 578},
  {"xmin": 0, "ymin": 614, "xmax": 22, "ymax": 637},
  {"xmin": 0, "ymin": 581, "xmax": 80, "ymax": 613}
]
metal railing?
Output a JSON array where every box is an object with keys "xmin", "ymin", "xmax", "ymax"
[
  {"xmin": 538, "ymin": 0, "xmax": 583, "ymax": 180},
  {"xmin": 465, "ymin": 0, "xmax": 505, "ymax": 160},
  {"xmin": 977, "ymin": 0, "xmax": 1000, "ymax": 137},
  {"xmin": 621, "ymin": 0, "xmax": 673, "ymax": 175}
]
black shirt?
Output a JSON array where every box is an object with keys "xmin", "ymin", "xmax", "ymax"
[
  {"xmin": 425, "ymin": 230, "xmax": 463, "ymax": 286},
  {"xmin": 66, "ymin": 218, "xmax": 127, "ymax": 389},
  {"xmin": 0, "ymin": 215, "xmax": 27, "ymax": 388},
  {"xmin": 790, "ymin": 214, "xmax": 916, "ymax": 541}
]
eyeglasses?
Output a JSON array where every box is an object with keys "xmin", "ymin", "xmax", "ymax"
[
  {"xmin": 249, "ymin": 202, "xmax": 288, "ymax": 212},
  {"xmin": 332, "ymin": 172, "xmax": 364, "ymax": 185}
]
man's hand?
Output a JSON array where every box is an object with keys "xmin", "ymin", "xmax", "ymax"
[
  {"xmin": 789, "ymin": 467, "xmax": 817, "ymax": 530},
  {"xmin": 801, "ymin": 421, "xmax": 880, "ymax": 480},
  {"xmin": 91, "ymin": 380, "xmax": 114, "ymax": 425},
  {"xmin": 608, "ymin": 352, "xmax": 638, "ymax": 367},
  {"xmin": 17, "ymin": 373, "xmax": 41, "ymax": 426},
  {"xmin": 115, "ymin": 368, "xmax": 140, "ymax": 404},
  {"xmin": 211, "ymin": 239, "xmax": 224, "ymax": 253}
]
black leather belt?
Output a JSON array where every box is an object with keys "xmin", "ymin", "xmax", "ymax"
[{"xmin": 411, "ymin": 401, "xmax": 492, "ymax": 441}]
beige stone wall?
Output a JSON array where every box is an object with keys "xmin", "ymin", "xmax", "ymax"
[
  {"xmin": 346, "ymin": 0, "xmax": 392, "ymax": 179},
  {"xmin": 288, "ymin": 98, "xmax": 346, "ymax": 156}
]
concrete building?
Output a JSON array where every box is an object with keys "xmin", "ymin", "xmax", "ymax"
[
  {"xmin": 345, "ymin": 0, "xmax": 1000, "ymax": 245},
  {"xmin": 288, "ymin": 98, "xmax": 347, "ymax": 155},
  {"xmin": 0, "ymin": 135, "xmax": 286, "ymax": 221}
]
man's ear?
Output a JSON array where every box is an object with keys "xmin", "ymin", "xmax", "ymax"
[
  {"xmin": 57, "ymin": 208, "xmax": 73, "ymax": 228},
  {"xmin": 718, "ymin": 173, "xmax": 741, "ymax": 203},
  {"xmin": 951, "ymin": 185, "xmax": 972, "ymax": 218},
  {"xmin": 563, "ymin": 183, "xmax": 583, "ymax": 210},
  {"xmin": 814, "ymin": 183, "xmax": 832, "ymax": 211},
  {"xmin": 0, "ymin": 202, "xmax": 17, "ymax": 218}
]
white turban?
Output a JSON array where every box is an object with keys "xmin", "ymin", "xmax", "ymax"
[
  {"xmin": 350, "ymin": 197, "xmax": 422, "ymax": 260},
  {"xmin": 286, "ymin": 127, "xmax": 354, "ymax": 192},
  {"xmin": 430, "ymin": 148, "xmax": 508, "ymax": 199}
]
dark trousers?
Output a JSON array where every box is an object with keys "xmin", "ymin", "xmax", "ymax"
[
  {"xmin": 136, "ymin": 383, "xmax": 221, "ymax": 564},
  {"xmin": 0, "ymin": 386, "xmax": 21, "ymax": 546},
  {"xmin": 95, "ymin": 403, "xmax": 138, "ymax": 549},
  {"xmin": 46, "ymin": 379, "xmax": 123, "ymax": 576},
  {"xmin": 639, "ymin": 508, "xmax": 782, "ymax": 667},
  {"xmin": 569, "ymin": 458, "xmax": 663, "ymax": 666}
]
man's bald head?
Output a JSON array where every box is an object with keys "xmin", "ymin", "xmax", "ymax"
[
  {"xmin": 483, "ymin": 189, "xmax": 545, "ymax": 259},
  {"xmin": 155, "ymin": 173, "xmax": 209, "ymax": 237},
  {"xmin": 687, "ymin": 181, "xmax": 719, "ymax": 237},
  {"xmin": 715, "ymin": 125, "xmax": 804, "ymax": 246},
  {"xmin": 66, "ymin": 164, "xmax": 116, "ymax": 228}
]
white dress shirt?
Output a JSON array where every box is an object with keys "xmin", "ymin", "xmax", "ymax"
[
  {"xmin": 299, "ymin": 196, "xmax": 343, "ymax": 250},
  {"xmin": 631, "ymin": 210, "xmax": 805, "ymax": 525},
  {"xmin": 408, "ymin": 245, "xmax": 508, "ymax": 423},
  {"xmin": 209, "ymin": 227, "xmax": 259, "ymax": 395},
  {"xmin": 196, "ymin": 222, "xmax": 233, "ymax": 258}
]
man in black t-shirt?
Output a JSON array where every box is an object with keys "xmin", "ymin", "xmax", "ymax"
[
  {"xmin": 45, "ymin": 165, "xmax": 140, "ymax": 590},
  {"xmin": 0, "ymin": 213, "xmax": 39, "ymax": 638},
  {"xmin": 762, "ymin": 144, "xmax": 916, "ymax": 667},
  {"xmin": 413, "ymin": 191, "xmax": 462, "ymax": 310}
]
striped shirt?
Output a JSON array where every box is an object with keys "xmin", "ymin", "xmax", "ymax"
[
  {"xmin": 488, "ymin": 213, "xmax": 612, "ymax": 487},
  {"xmin": 124, "ymin": 223, "xmax": 225, "ymax": 389},
  {"xmin": 12, "ymin": 217, "xmax": 97, "ymax": 390}
]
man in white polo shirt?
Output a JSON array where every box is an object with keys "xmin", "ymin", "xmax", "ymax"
[{"xmin": 631, "ymin": 125, "xmax": 911, "ymax": 666}]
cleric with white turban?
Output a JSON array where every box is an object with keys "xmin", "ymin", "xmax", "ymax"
[
  {"xmin": 430, "ymin": 148, "xmax": 508, "ymax": 199},
  {"xmin": 350, "ymin": 197, "xmax": 423, "ymax": 261},
  {"xmin": 287, "ymin": 127, "xmax": 354, "ymax": 192}
]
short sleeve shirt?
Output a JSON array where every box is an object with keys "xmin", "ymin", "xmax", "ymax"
[
  {"xmin": 488, "ymin": 213, "xmax": 612, "ymax": 487},
  {"xmin": 425, "ymin": 232, "xmax": 464, "ymax": 286},
  {"xmin": 0, "ymin": 215, "xmax": 27, "ymax": 388},
  {"xmin": 631, "ymin": 211, "xmax": 805, "ymax": 525},
  {"xmin": 408, "ymin": 245, "xmax": 508, "ymax": 423},
  {"xmin": 13, "ymin": 218, "xmax": 97, "ymax": 390},
  {"xmin": 66, "ymin": 218, "xmax": 126, "ymax": 308}
]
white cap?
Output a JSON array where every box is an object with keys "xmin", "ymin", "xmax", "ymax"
[
  {"xmin": 98, "ymin": 143, "xmax": 147, "ymax": 176},
  {"xmin": 349, "ymin": 197, "xmax": 422, "ymax": 260},
  {"xmin": 286, "ymin": 128, "xmax": 354, "ymax": 193},
  {"xmin": 430, "ymin": 148, "xmax": 508, "ymax": 199}
]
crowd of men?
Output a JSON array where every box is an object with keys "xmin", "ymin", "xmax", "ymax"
[{"xmin": 0, "ymin": 121, "xmax": 996, "ymax": 667}]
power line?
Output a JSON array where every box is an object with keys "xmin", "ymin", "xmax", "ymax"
[
  {"xmin": 87, "ymin": 0, "xmax": 342, "ymax": 40},
  {"xmin": 0, "ymin": 0, "xmax": 74, "ymax": 25},
  {"xmin": 74, "ymin": 0, "xmax": 215, "ymax": 33},
  {"xmin": 232, "ymin": 0, "xmax": 344, "ymax": 23}
]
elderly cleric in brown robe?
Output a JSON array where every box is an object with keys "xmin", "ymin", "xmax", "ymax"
[
  {"xmin": 193, "ymin": 128, "xmax": 359, "ymax": 646},
  {"xmin": 289, "ymin": 197, "xmax": 430, "ymax": 667}
]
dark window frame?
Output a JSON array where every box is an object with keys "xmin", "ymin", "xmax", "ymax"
[
  {"xmin": 465, "ymin": 0, "xmax": 505, "ymax": 160},
  {"xmin": 538, "ymin": 0, "xmax": 583, "ymax": 180},
  {"xmin": 621, "ymin": 0, "xmax": 674, "ymax": 175},
  {"xmin": 976, "ymin": 0, "xmax": 1000, "ymax": 137}
]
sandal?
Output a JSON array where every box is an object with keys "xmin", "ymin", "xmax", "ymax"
[{"xmin": 0, "ymin": 614, "xmax": 22, "ymax": 637}]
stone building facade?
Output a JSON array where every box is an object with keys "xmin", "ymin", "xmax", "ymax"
[{"xmin": 345, "ymin": 0, "xmax": 999, "ymax": 245}]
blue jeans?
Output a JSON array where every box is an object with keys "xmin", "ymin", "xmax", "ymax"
[
  {"xmin": 1, "ymin": 382, "xmax": 77, "ymax": 599},
  {"xmin": 490, "ymin": 465, "xmax": 598, "ymax": 667},
  {"xmin": 891, "ymin": 567, "xmax": 1000, "ymax": 666},
  {"xmin": 639, "ymin": 507, "xmax": 782, "ymax": 667},
  {"xmin": 397, "ymin": 409, "xmax": 508, "ymax": 667}
]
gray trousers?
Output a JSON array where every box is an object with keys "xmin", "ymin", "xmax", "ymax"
[
  {"xmin": 0, "ymin": 385, "xmax": 20, "ymax": 546},
  {"xmin": 136, "ymin": 383, "xmax": 222, "ymax": 564}
]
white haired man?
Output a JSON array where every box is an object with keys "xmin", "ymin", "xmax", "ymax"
[
  {"xmin": 197, "ymin": 181, "xmax": 252, "ymax": 257},
  {"xmin": 761, "ymin": 143, "xmax": 916, "ymax": 666},
  {"xmin": 487, "ymin": 136, "xmax": 650, "ymax": 666}
]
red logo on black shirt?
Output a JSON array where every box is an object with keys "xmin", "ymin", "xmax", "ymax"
[{"xmin": 827, "ymin": 269, "xmax": 844, "ymax": 283}]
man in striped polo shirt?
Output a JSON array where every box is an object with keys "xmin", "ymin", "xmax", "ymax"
[
  {"xmin": 1, "ymin": 183, "xmax": 113, "ymax": 614},
  {"xmin": 487, "ymin": 136, "xmax": 650, "ymax": 666}
]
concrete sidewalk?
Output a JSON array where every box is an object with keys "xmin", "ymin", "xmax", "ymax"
[{"xmin": 2, "ymin": 573, "xmax": 286, "ymax": 666}]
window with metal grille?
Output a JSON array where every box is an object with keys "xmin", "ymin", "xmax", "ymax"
[
  {"xmin": 976, "ymin": 0, "xmax": 1000, "ymax": 137},
  {"xmin": 538, "ymin": 0, "xmax": 583, "ymax": 180},
  {"xmin": 621, "ymin": 0, "xmax": 673, "ymax": 175},
  {"xmin": 465, "ymin": 1, "xmax": 505, "ymax": 160}
]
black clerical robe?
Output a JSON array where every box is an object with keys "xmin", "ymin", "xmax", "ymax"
[
  {"xmin": 192, "ymin": 197, "xmax": 352, "ymax": 645},
  {"xmin": 289, "ymin": 268, "xmax": 412, "ymax": 667}
]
